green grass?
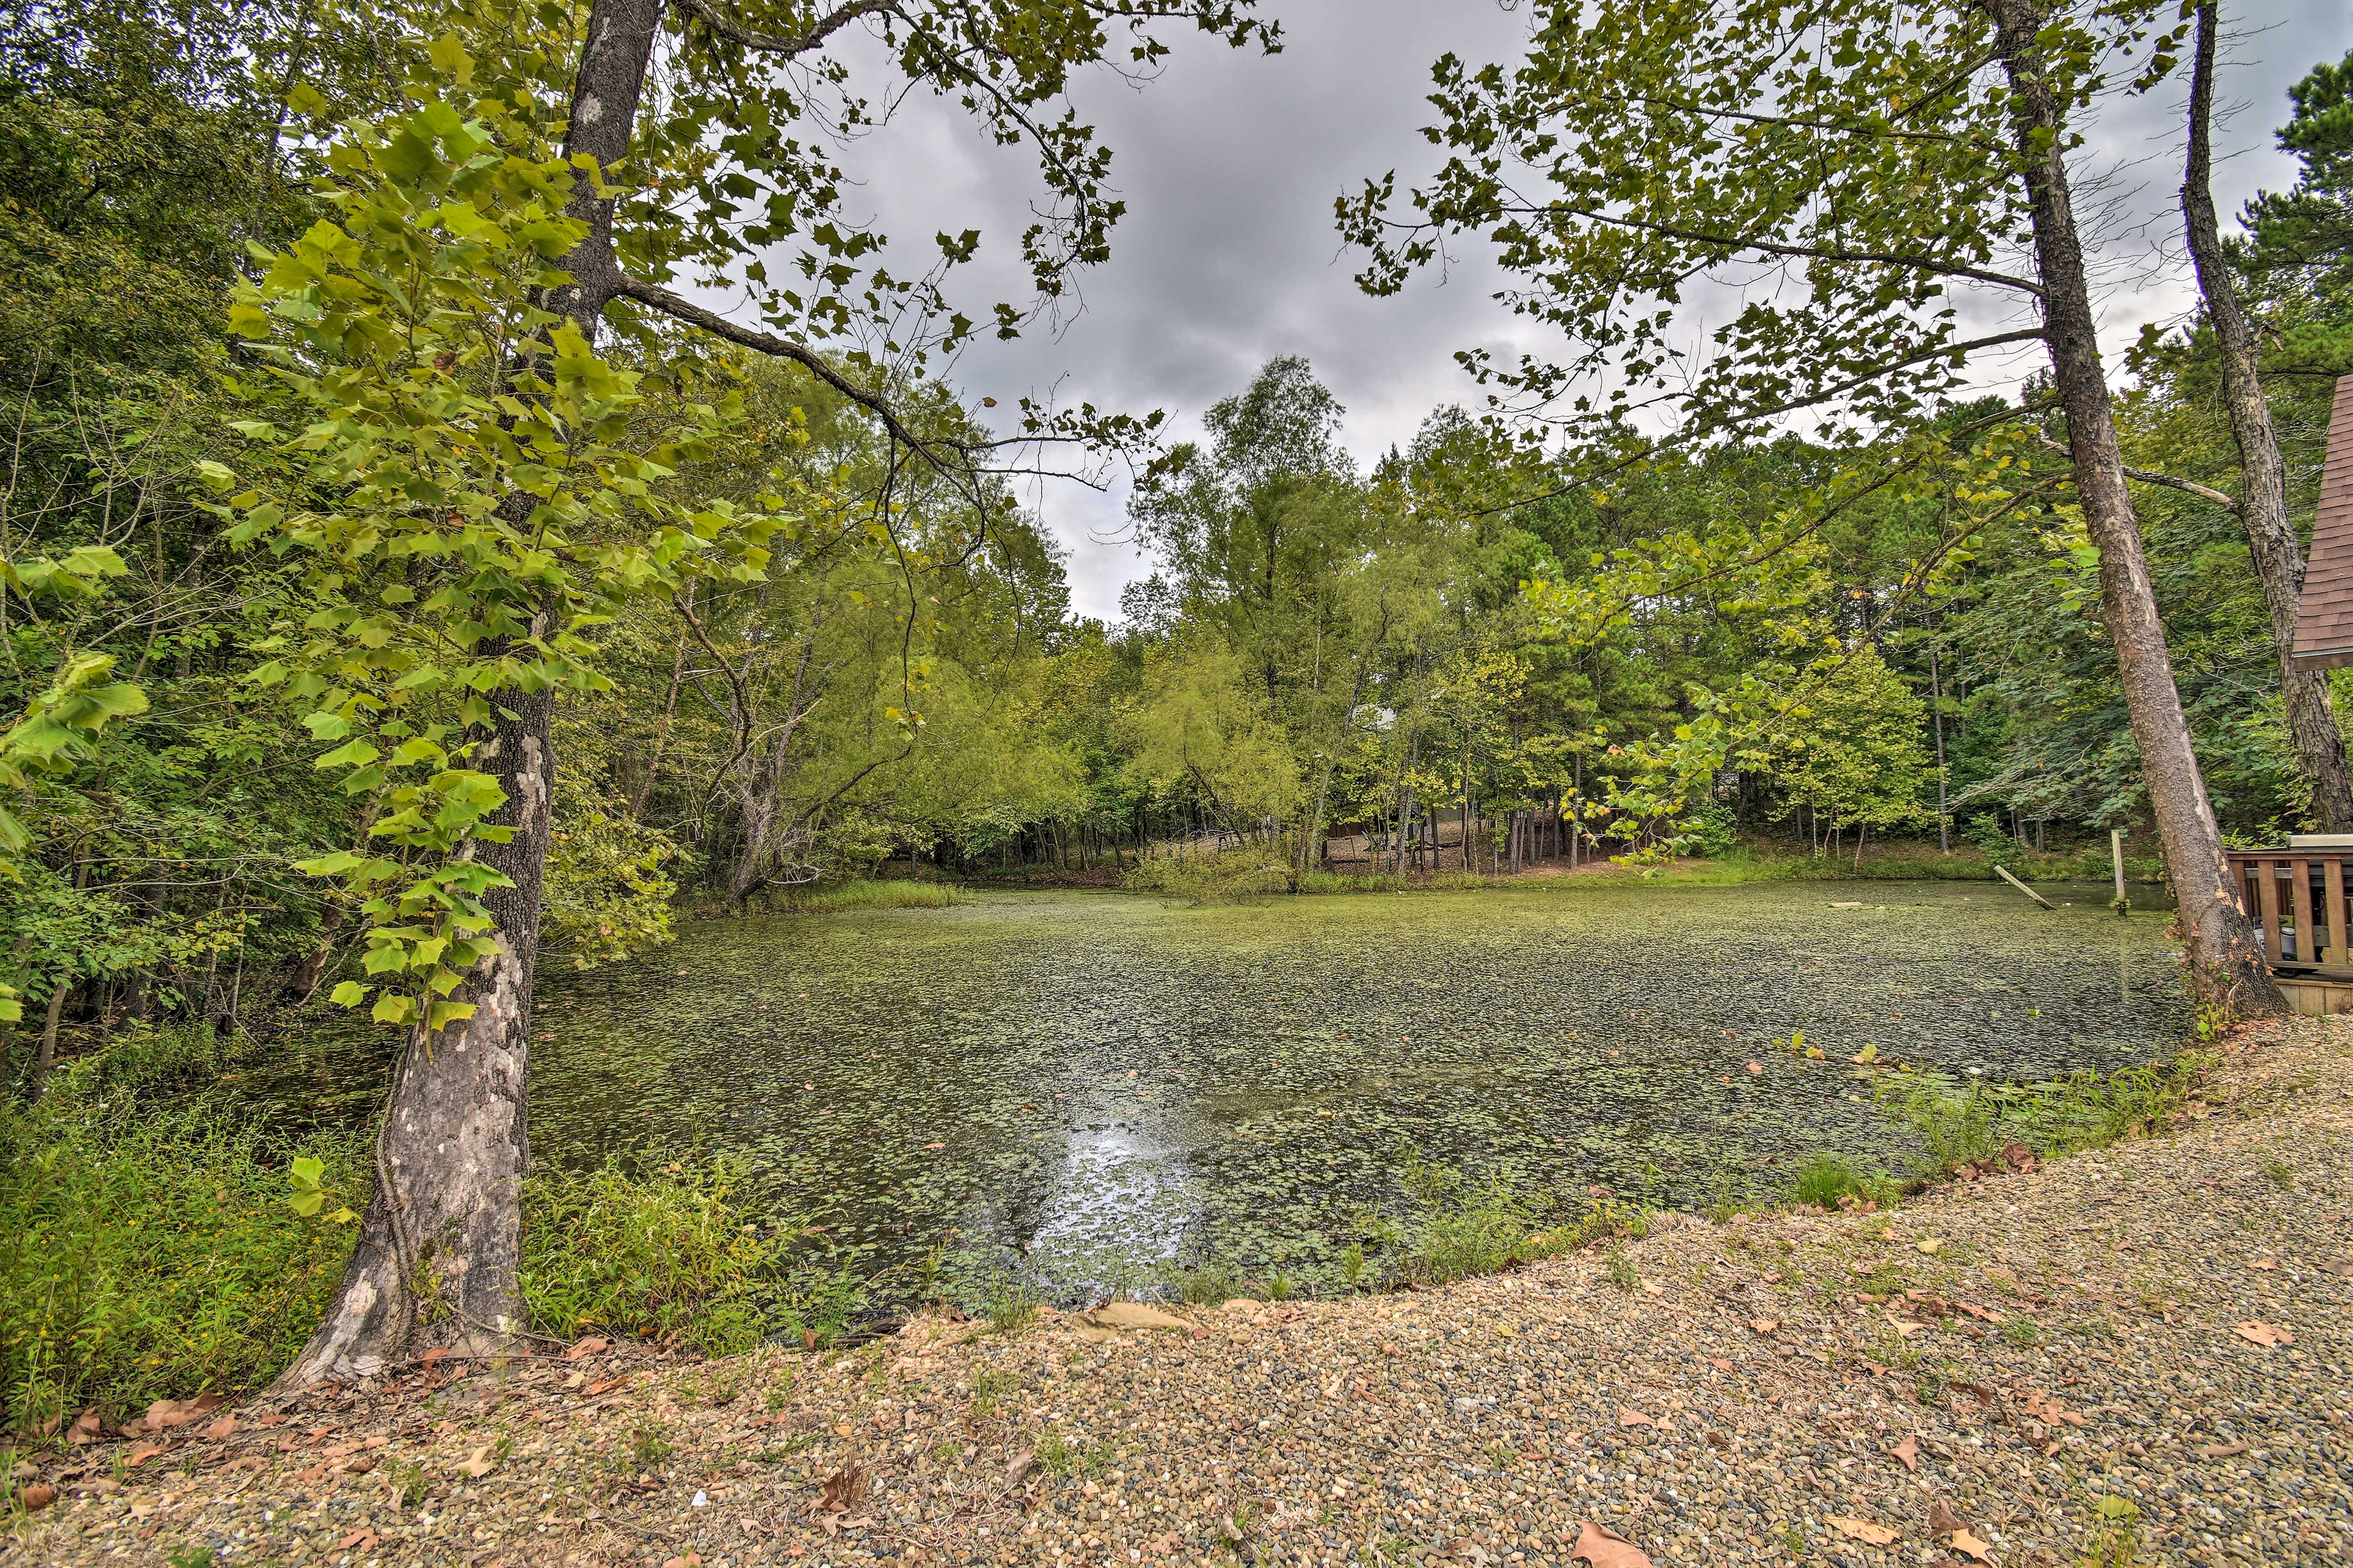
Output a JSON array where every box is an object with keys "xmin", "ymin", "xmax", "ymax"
[
  {"xmin": 1784, "ymin": 1154, "xmax": 1896, "ymax": 1210},
  {"xmin": 1874, "ymin": 1051, "xmax": 2217, "ymax": 1178},
  {"xmin": 0, "ymin": 1027, "xmax": 360, "ymax": 1439},
  {"xmin": 775, "ymin": 877, "xmax": 960, "ymax": 913},
  {"xmin": 520, "ymin": 1156, "xmax": 792, "ymax": 1356},
  {"xmin": 1359, "ymin": 1142, "xmax": 1650, "ymax": 1288}
]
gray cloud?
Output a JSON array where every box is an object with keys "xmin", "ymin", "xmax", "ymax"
[{"xmin": 813, "ymin": 1, "xmax": 2353, "ymax": 619}]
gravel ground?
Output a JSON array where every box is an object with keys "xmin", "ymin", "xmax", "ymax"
[{"xmin": 11, "ymin": 1018, "xmax": 2350, "ymax": 1568}]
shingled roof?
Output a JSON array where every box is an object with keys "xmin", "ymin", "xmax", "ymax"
[{"xmin": 2292, "ymin": 374, "xmax": 2353, "ymax": 671}]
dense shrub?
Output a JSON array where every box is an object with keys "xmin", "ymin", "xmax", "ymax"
[{"xmin": 0, "ymin": 1031, "xmax": 360, "ymax": 1436}]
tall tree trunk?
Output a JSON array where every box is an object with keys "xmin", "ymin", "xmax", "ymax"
[
  {"xmin": 1991, "ymin": 1, "xmax": 2283, "ymax": 1015},
  {"xmin": 1930, "ymin": 643, "xmax": 1950, "ymax": 852},
  {"xmin": 2183, "ymin": 2, "xmax": 2353, "ymax": 832},
  {"xmin": 280, "ymin": 0, "xmax": 664, "ymax": 1385}
]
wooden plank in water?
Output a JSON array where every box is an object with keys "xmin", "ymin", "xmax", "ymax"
[
  {"xmin": 2293, "ymin": 857, "xmax": 2317, "ymax": 966},
  {"xmin": 1993, "ymin": 865, "xmax": 2056, "ymax": 910}
]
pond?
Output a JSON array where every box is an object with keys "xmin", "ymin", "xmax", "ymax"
[{"xmin": 528, "ymin": 880, "xmax": 2188, "ymax": 1308}]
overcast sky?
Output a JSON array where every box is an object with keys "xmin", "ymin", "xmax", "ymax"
[{"xmin": 822, "ymin": 1, "xmax": 2353, "ymax": 621}]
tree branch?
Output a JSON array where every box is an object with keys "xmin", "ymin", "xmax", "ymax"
[
  {"xmin": 2039, "ymin": 434, "xmax": 2239, "ymax": 513},
  {"xmin": 669, "ymin": 0, "xmax": 895, "ymax": 57}
]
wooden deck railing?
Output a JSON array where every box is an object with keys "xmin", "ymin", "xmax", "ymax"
[{"xmin": 2227, "ymin": 847, "xmax": 2353, "ymax": 973}]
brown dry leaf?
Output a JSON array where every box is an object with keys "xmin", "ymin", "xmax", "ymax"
[
  {"xmin": 20, "ymin": 1483, "xmax": 56, "ymax": 1513},
  {"xmin": 1889, "ymin": 1434, "xmax": 1920, "ymax": 1472},
  {"xmin": 1707, "ymin": 1358, "xmax": 1733, "ymax": 1371},
  {"xmin": 126, "ymin": 1441, "xmax": 169, "ymax": 1466},
  {"xmin": 1927, "ymin": 1500, "xmax": 1971, "ymax": 1535},
  {"xmin": 660, "ymin": 1556, "xmax": 704, "ymax": 1568},
  {"xmin": 817, "ymin": 1463, "xmax": 868, "ymax": 1514},
  {"xmin": 67, "ymin": 1407, "xmax": 102, "ymax": 1444},
  {"xmin": 1569, "ymin": 1519, "xmax": 1653, "ymax": 1567},
  {"xmin": 1950, "ymin": 1528, "xmax": 1996, "ymax": 1562},
  {"xmin": 2232, "ymin": 1321, "xmax": 2293, "ymax": 1347},
  {"xmin": 1830, "ymin": 1516, "xmax": 1900, "ymax": 1547},
  {"xmin": 2324, "ymin": 1258, "xmax": 2352, "ymax": 1276},
  {"xmin": 2246, "ymin": 1257, "xmax": 2278, "ymax": 1271},
  {"xmin": 1890, "ymin": 1317, "xmax": 1927, "ymax": 1337},
  {"xmin": 582, "ymin": 1374, "xmax": 631, "ymax": 1398},
  {"xmin": 198, "ymin": 1414, "xmax": 238, "ymax": 1441},
  {"xmin": 1615, "ymin": 1407, "xmax": 1654, "ymax": 1428},
  {"xmin": 142, "ymin": 1393, "xmax": 224, "ymax": 1432},
  {"xmin": 2199, "ymin": 1439, "xmax": 2246, "ymax": 1458},
  {"xmin": 1747, "ymin": 1318, "xmax": 1778, "ymax": 1334},
  {"xmin": 455, "ymin": 1444, "xmax": 499, "ymax": 1478},
  {"xmin": 339, "ymin": 1529, "xmax": 380, "ymax": 1552},
  {"xmin": 1005, "ymin": 1448, "xmax": 1038, "ymax": 1485},
  {"xmin": 564, "ymin": 1336, "xmax": 611, "ymax": 1361}
]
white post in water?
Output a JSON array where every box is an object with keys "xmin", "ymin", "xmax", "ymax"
[{"xmin": 2110, "ymin": 827, "xmax": 2128, "ymax": 915}]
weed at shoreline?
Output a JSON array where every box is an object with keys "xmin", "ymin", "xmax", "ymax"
[{"xmin": 1874, "ymin": 1052, "xmax": 2216, "ymax": 1178}]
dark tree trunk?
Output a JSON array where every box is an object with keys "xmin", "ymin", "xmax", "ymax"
[
  {"xmin": 2183, "ymin": 2, "xmax": 2353, "ymax": 832},
  {"xmin": 1991, "ymin": 0, "xmax": 2284, "ymax": 1015},
  {"xmin": 281, "ymin": 0, "xmax": 665, "ymax": 1385}
]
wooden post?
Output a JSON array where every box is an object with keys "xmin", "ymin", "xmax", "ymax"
[
  {"xmin": 2110, "ymin": 827, "xmax": 2128, "ymax": 914},
  {"xmin": 1994, "ymin": 864, "xmax": 2057, "ymax": 910}
]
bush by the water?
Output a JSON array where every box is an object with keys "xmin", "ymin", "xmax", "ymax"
[
  {"xmin": 0, "ymin": 1031, "xmax": 360, "ymax": 1437},
  {"xmin": 0, "ymin": 1032, "xmax": 825, "ymax": 1437},
  {"xmin": 521, "ymin": 1158, "xmax": 789, "ymax": 1357},
  {"xmin": 1358, "ymin": 1143, "xmax": 1650, "ymax": 1287}
]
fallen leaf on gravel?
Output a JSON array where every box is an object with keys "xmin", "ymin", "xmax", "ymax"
[
  {"xmin": 1640, "ymin": 1279, "xmax": 1663, "ymax": 1296},
  {"xmin": 2232, "ymin": 1320, "xmax": 2293, "ymax": 1346},
  {"xmin": 198, "ymin": 1414, "xmax": 237, "ymax": 1440},
  {"xmin": 127, "ymin": 1441, "xmax": 167, "ymax": 1465},
  {"xmin": 1830, "ymin": 1517, "xmax": 1900, "ymax": 1546},
  {"xmin": 583, "ymin": 1374, "xmax": 631, "ymax": 1397},
  {"xmin": 1495, "ymin": 1324, "xmax": 1518, "ymax": 1337},
  {"xmin": 1006, "ymin": 1449, "xmax": 1037, "ymax": 1485},
  {"xmin": 1569, "ymin": 1519, "xmax": 1652, "ymax": 1567},
  {"xmin": 1616, "ymin": 1407, "xmax": 1654, "ymax": 1428},
  {"xmin": 1952, "ymin": 1301, "xmax": 2003, "ymax": 1322},
  {"xmin": 2198, "ymin": 1440, "xmax": 2246, "ymax": 1458},
  {"xmin": 1915, "ymin": 1238, "xmax": 1943, "ymax": 1255},
  {"xmin": 338, "ymin": 1528, "xmax": 379, "ymax": 1551},
  {"xmin": 1747, "ymin": 1319, "xmax": 1778, "ymax": 1334},
  {"xmin": 2324, "ymin": 1259, "xmax": 2352, "ymax": 1276},
  {"xmin": 1086, "ymin": 1301, "xmax": 1193, "ymax": 1332},
  {"xmin": 661, "ymin": 1556, "xmax": 702, "ymax": 1568},
  {"xmin": 133, "ymin": 1394, "xmax": 224, "ymax": 1434},
  {"xmin": 1889, "ymin": 1434, "xmax": 1919, "ymax": 1472},
  {"xmin": 67, "ymin": 1407, "xmax": 101, "ymax": 1444},
  {"xmin": 455, "ymin": 1444, "xmax": 499, "ymax": 1478},
  {"xmin": 2246, "ymin": 1257, "xmax": 2278, "ymax": 1271},
  {"xmin": 564, "ymin": 1336, "xmax": 611, "ymax": 1360},
  {"xmin": 20, "ymin": 1484, "xmax": 55, "ymax": 1513},
  {"xmin": 1927, "ymin": 1501, "xmax": 1971, "ymax": 1535},
  {"xmin": 1708, "ymin": 1358, "xmax": 1733, "ymax": 1371},
  {"xmin": 1950, "ymin": 1528, "xmax": 1995, "ymax": 1562},
  {"xmin": 1890, "ymin": 1318, "xmax": 1927, "ymax": 1336}
]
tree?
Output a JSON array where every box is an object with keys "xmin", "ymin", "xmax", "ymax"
[
  {"xmin": 230, "ymin": 0, "xmax": 1276, "ymax": 1384},
  {"xmin": 2178, "ymin": 1, "xmax": 2353, "ymax": 831},
  {"xmin": 1341, "ymin": 0, "xmax": 2284, "ymax": 1012},
  {"xmin": 1770, "ymin": 646, "xmax": 1931, "ymax": 865}
]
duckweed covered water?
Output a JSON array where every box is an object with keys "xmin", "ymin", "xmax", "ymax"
[{"xmin": 529, "ymin": 881, "xmax": 2188, "ymax": 1306}]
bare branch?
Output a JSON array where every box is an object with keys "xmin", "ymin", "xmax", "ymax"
[
  {"xmin": 2039, "ymin": 434, "xmax": 2239, "ymax": 513},
  {"xmin": 669, "ymin": 0, "xmax": 894, "ymax": 57}
]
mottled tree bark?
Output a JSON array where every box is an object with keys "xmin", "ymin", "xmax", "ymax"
[
  {"xmin": 1990, "ymin": 0, "xmax": 2284, "ymax": 1015},
  {"xmin": 2182, "ymin": 2, "xmax": 2353, "ymax": 832},
  {"xmin": 279, "ymin": 0, "xmax": 667, "ymax": 1385}
]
